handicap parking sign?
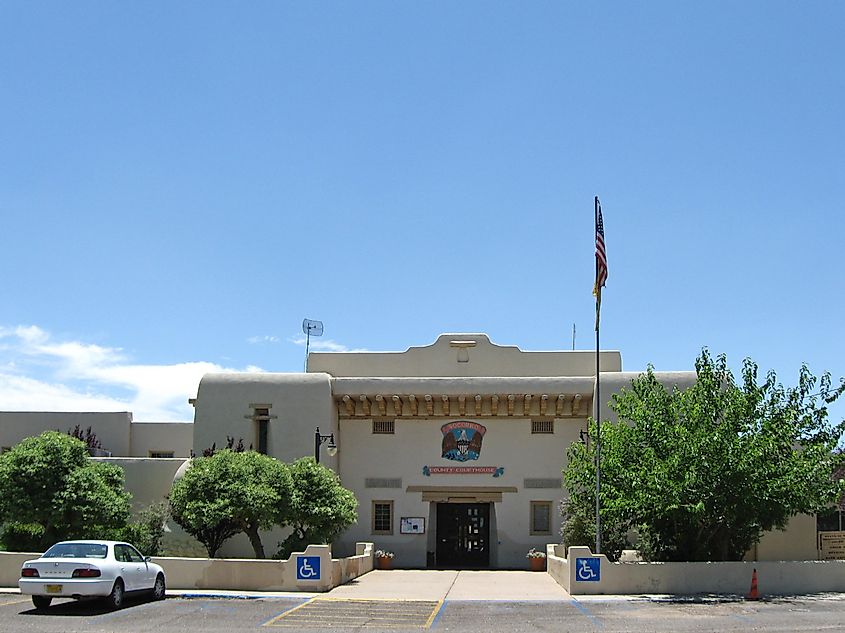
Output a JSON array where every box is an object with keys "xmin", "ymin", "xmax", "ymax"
[
  {"xmin": 575, "ymin": 557, "xmax": 600, "ymax": 582},
  {"xmin": 296, "ymin": 555, "xmax": 321, "ymax": 581}
]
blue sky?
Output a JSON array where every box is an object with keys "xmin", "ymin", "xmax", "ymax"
[{"xmin": 1, "ymin": 1, "xmax": 843, "ymax": 422}]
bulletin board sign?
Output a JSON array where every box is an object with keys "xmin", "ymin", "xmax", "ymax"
[
  {"xmin": 400, "ymin": 517, "xmax": 426, "ymax": 534},
  {"xmin": 820, "ymin": 531, "xmax": 845, "ymax": 560}
]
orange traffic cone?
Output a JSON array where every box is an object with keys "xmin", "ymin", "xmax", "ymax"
[{"xmin": 747, "ymin": 568, "xmax": 759, "ymax": 601}]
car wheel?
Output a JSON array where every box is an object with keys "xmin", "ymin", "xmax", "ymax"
[
  {"xmin": 105, "ymin": 579, "xmax": 124, "ymax": 610},
  {"xmin": 31, "ymin": 595, "xmax": 52, "ymax": 610},
  {"xmin": 152, "ymin": 574, "xmax": 166, "ymax": 601}
]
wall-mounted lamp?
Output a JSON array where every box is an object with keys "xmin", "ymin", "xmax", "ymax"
[{"xmin": 315, "ymin": 427, "xmax": 337, "ymax": 463}]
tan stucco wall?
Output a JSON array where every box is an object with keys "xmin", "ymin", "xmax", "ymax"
[
  {"xmin": 309, "ymin": 333, "xmax": 622, "ymax": 378},
  {"xmin": 153, "ymin": 544, "xmax": 338, "ymax": 591},
  {"xmin": 96, "ymin": 457, "xmax": 206, "ymax": 556},
  {"xmin": 0, "ymin": 411, "xmax": 133, "ymax": 455},
  {"xmin": 596, "ymin": 371, "xmax": 698, "ymax": 423},
  {"xmin": 335, "ymin": 415, "xmax": 585, "ymax": 568},
  {"xmin": 192, "ymin": 372, "xmax": 336, "ymax": 468},
  {"xmin": 97, "ymin": 457, "xmax": 187, "ymax": 512},
  {"xmin": 753, "ymin": 514, "xmax": 819, "ymax": 561},
  {"xmin": 558, "ymin": 546, "xmax": 845, "ymax": 595},
  {"xmin": 129, "ymin": 423, "xmax": 193, "ymax": 457},
  {"xmin": 0, "ymin": 412, "xmax": 192, "ymax": 458}
]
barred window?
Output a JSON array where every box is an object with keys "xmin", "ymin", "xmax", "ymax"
[
  {"xmin": 373, "ymin": 419, "xmax": 395, "ymax": 434},
  {"xmin": 531, "ymin": 419, "xmax": 554, "ymax": 434},
  {"xmin": 372, "ymin": 501, "xmax": 394, "ymax": 534},
  {"xmin": 149, "ymin": 451, "xmax": 175, "ymax": 458}
]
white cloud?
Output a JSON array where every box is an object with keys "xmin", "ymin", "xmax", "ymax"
[
  {"xmin": 247, "ymin": 335, "xmax": 281, "ymax": 344},
  {"xmin": 288, "ymin": 335, "xmax": 368, "ymax": 353},
  {"xmin": 0, "ymin": 326, "xmax": 262, "ymax": 422}
]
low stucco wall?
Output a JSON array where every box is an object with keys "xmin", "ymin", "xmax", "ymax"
[
  {"xmin": 331, "ymin": 542, "xmax": 374, "ymax": 587},
  {"xmin": 0, "ymin": 552, "xmax": 38, "ymax": 587},
  {"xmin": 1, "ymin": 543, "xmax": 375, "ymax": 593},
  {"xmin": 153, "ymin": 543, "xmax": 374, "ymax": 592},
  {"xmin": 546, "ymin": 544, "xmax": 569, "ymax": 592},
  {"xmin": 556, "ymin": 546, "xmax": 845, "ymax": 595}
]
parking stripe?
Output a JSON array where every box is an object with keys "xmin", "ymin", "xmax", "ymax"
[
  {"xmin": 570, "ymin": 598, "xmax": 604, "ymax": 629},
  {"xmin": 264, "ymin": 598, "xmax": 442, "ymax": 628},
  {"xmin": 425, "ymin": 599, "xmax": 445, "ymax": 628},
  {"xmin": 262, "ymin": 597, "xmax": 317, "ymax": 627}
]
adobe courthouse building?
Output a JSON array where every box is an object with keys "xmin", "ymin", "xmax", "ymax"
[
  {"xmin": 0, "ymin": 333, "xmax": 823, "ymax": 565},
  {"xmin": 194, "ymin": 333, "xmax": 633, "ymax": 568}
]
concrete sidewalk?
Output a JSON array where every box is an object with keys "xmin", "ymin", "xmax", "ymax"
[
  {"xmin": 326, "ymin": 570, "xmax": 571, "ymax": 601},
  {"xmin": 1, "ymin": 570, "xmax": 570, "ymax": 601}
]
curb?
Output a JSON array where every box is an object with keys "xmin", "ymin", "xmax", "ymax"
[{"xmin": 1, "ymin": 588, "xmax": 315, "ymax": 600}]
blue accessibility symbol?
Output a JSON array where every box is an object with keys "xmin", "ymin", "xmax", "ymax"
[
  {"xmin": 575, "ymin": 557, "xmax": 600, "ymax": 582},
  {"xmin": 296, "ymin": 556, "xmax": 321, "ymax": 581}
]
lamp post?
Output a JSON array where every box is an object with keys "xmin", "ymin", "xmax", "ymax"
[{"xmin": 314, "ymin": 427, "xmax": 337, "ymax": 464}]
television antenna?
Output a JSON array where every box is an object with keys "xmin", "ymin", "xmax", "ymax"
[{"xmin": 302, "ymin": 319, "xmax": 323, "ymax": 370}]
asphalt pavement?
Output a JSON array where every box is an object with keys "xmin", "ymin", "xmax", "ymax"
[{"xmin": 3, "ymin": 571, "xmax": 845, "ymax": 632}]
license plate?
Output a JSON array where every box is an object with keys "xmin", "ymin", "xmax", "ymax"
[{"xmin": 45, "ymin": 584, "xmax": 63, "ymax": 594}]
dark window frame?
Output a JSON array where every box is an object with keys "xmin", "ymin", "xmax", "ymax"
[{"xmin": 372, "ymin": 500, "xmax": 394, "ymax": 535}]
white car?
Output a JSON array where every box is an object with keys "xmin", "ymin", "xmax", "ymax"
[{"xmin": 19, "ymin": 540, "xmax": 166, "ymax": 610}]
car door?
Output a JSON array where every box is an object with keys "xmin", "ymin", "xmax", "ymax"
[
  {"xmin": 114, "ymin": 544, "xmax": 145, "ymax": 591},
  {"xmin": 126, "ymin": 544, "xmax": 155, "ymax": 589}
]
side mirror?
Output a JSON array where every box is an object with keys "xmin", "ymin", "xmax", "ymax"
[{"xmin": 145, "ymin": 556, "xmax": 152, "ymax": 562}]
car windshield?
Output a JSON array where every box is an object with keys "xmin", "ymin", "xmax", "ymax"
[{"xmin": 42, "ymin": 543, "xmax": 108, "ymax": 559}]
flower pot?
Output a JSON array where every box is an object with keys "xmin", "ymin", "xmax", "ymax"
[
  {"xmin": 529, "ymin": 557, "xmax": 546, "ymax": 572},
  {"xmin": 376, "ymin": 556, "xmax": 393, "ymax": 570}
]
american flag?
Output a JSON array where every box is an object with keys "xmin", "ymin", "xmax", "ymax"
[{"xmin": 593, "ymin": 197, "xmax": 607, "ymax": 298}]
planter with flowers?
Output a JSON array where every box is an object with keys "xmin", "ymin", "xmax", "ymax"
[
  {"xmin": 375, "ymin": 549, "xmax": 394, "ymax": 570},
  {"xmin": 526, "ymin": 548, "xmax": 547, "ymax": 571}
]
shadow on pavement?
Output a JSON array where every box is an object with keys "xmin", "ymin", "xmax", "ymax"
[{"xmin": 19, "ymin": 594, "xmax": 163, "ymax": 617}]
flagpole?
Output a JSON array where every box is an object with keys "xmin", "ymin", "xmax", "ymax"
[{"xmin": 594, "ymin": 196, "xmax": 602, "ymax": 555}]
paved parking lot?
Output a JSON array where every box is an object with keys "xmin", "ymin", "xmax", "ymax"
[{"xmin": 4, "ymin": 591, "xmax": 845, "ymax": 633}]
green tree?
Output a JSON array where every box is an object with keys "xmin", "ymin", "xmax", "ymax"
[
  {"xmin": 121, "ymin": 503, "xmax": 169, "ymax": 556},
  {"xmin": 561, "ymin": 419, "xmax": 637, "ymax": 562},
  {"xmin": 0, "ymin": 431, "xmax": 131, "ymax": 551},
  {"xmin": 169, "ymin": 450, "xmax": 292, "ymax": 558},
  {"xmin": 563, "ymin": 350, "xmax": 845, "ymax": 562},
  {"xmin": 276, "ymin": 457, "xmax": 358, "ymax": 559}
]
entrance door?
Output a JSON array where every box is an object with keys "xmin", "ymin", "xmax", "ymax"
[{"xmin": 436, "ymin": 503, "xmax": 490, "ymax": 568}]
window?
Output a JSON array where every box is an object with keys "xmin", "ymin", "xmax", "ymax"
[
  {"xmin": 149, "ymin": 451, "xmax": 175, "ymax": 459},
  {"xmin": 531, "ymin": 419, "xmax": 554, "ymax": 434},
  {"xmin": 115, "ymin": 544, "xmax": 145, "ymax": 563},
  {"xmin": 126, "ymin": 544, "xmax": 145, "ymax": 562},
  {"xmin": 530, "ymin": 501, "xmax": 552, "ymax": 535},
  {"xmin": 245, "ymin": 404, "xmax": 276, "ymax": 455},
  {"xmin": 256, "ymin": 407, "xmax": 270, "ymax": 454},
  {"xmin": 372, "ymin": 501, "xmax": 394, "ymax": 535},
  {"xmin": 373, "ymin": 419, "xmax": 395, "ymax": 434},
  {"xmin": 818, "ymin": 507, "xmax": 843, "ymax": 532},
  {"xmin": 44, "ymin": 543, "xmax": 107, "ymax": 559}
]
